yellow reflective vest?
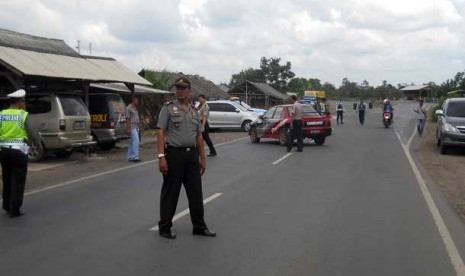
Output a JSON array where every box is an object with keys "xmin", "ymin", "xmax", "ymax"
[{"xmin": 0, "ymin": 109, "xmax": 28, "ymax": 145}]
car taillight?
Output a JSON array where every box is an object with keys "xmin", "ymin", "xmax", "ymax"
[
  {"xmin": 59, "ymin": 119, "xmax": 66, "ymax": 131},
  {"xmin": 110, "ymin": 118, "xmax": 115, "ymax": 128}
]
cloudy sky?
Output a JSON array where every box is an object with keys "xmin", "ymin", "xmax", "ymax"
[{"xmin": 1, "ymin": 0, "xmax": 465, "ymax": 87}]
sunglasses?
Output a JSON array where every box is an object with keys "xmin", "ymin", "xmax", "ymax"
[{"xmin": 175, "ymin": 86, "xmax": 189, "ymax": 91}]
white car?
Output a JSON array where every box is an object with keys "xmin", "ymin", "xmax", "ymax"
[{"xmin": 206, "ymin": 100, "xmax": 257, "ymax": 132}]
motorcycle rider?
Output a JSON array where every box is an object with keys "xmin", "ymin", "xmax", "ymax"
[{"xmin": 382, "ymin": 98, "xmax": 394, "ymax": 121}]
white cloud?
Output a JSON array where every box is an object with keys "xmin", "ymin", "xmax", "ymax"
[{"xmin": 0, "ymin": 0, "xmax": 464, "ymax": 87}]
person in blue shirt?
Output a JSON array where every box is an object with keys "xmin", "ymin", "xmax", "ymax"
[{"xmin": 383, "ymin": 99, "xmax": 394, "ymax": 121}]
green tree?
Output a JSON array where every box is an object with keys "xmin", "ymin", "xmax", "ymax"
[
  {"xmin": 229, "ymin": 68, "xmax": 265, "ymax": 87},
  {"xmin": 339, "ymin": 78, "xmax": 359, "ymax": 98},
  {"xmin": 287, "ymin": 77, "xmax": 308, "ymax": 97},
  {"xmin": 259, "ymin": 57, "xmax": 295, "ymax": 91},
  {"xmin": 229, "ymin": 57, "xmax": 295, "ymax": 92}
]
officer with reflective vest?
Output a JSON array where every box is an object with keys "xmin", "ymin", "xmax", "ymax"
[
  {"xmin": 0, "ymin": 89, "xmax": 41, "ymax": 217},
  {"xmin": 156, "ymin": 77, "xmax": 216, "ymax": 239}
]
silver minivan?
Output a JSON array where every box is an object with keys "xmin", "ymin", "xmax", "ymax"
[
  {"xmin": 206, "ymin": 100, "xmax": 257, "ymax": 132},
  {"xmin": 25, "ymin": 91, "xmax": 96, "ymax": 161},
  {"xmin": 435, "ymin": 98, "xmax": 465, "ymax": 154}
]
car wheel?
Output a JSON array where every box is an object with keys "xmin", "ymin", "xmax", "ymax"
[
  {"xmin": 279, "ymin": 127, "xmax": 289, "ymax": 146},
  {"xmin": 99, "ymin": 141, "xmax": 116, "ymax": 151},
  {"xmin": 314, "ymin": 137, "xmax": 325, "ymax": 145},
  {"xmin": 436, "ymin": 129, "xmax": 441, "ymax": 146},
  {"xmin": 249, "ymin": 127, "xmax": 260, "ymax": 143},
  {"xmin": 242, "ymin": 120, "xmax": 252, "ymax": 132},
  {"xmin": 55, "ymin": 150, "xmax": 73, "ymax": 159},
  {"xmin": 439, "ymin": 140, "xmax": 448, "ymax": 154},
  {"xmin": 28, "ymin": 142, "xmax": 46, "ymax": 162}
]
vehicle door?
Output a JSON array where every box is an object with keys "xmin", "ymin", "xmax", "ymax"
[
  {"xmin": 58, "ymin": 94, "xmax": 92, "ymax": 139},
  {"xmin": 106, "ymin": 94, "xmax": 127, "ymax": 139},
  {"xmin": 208, "ymin": 103, "xmax": 227, "ymax": 128},
  {"xmin": 257, "ymin": 107, "xmax": 276, "ymax": 137},
  {"xmin": 223, "ymin": 102, "xmax": 244, "ymax": 127},
  {"xmin": 263, "ymin": 106, "xmax": 285, "ymax": 137}
]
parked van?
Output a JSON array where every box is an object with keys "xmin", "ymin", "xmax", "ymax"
[
  {"xmin": 26, "ymin": 91, "xmax": 95, "ymax": 161},
  {"xmin": 88, "ymin": 93, "xmax": 129, "ymax": 150}
]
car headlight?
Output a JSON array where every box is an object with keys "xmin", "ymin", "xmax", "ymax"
[{"xmin": 444, "ymin": 123, "xmax": 460, "ymax": 133}]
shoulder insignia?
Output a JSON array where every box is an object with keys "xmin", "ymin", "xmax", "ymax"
[{"xmin": 164, "ymin": 101, "xmax": 173, "ymax": 106}]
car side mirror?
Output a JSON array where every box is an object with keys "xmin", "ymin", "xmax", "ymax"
[
  {"xmin": 259, "ymin": 115, "xmax": 264, "ymax": 120},
  {"xmin": 435, "ymin": 110, "xmax": 444, "ymax": 116},
  {"xmin": 235, "ymin": 109, "xmax": 240, "ymax": 113}
]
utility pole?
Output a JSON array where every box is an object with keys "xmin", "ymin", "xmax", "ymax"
[
  {"xmin": 89, "ymin": 43, "xmax": 92, "ymax": 55},
  {"xmin": 76, "ymin": 40, "xmax": 81, "ymax": 54}
]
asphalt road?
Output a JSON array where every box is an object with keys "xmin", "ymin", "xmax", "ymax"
[{"xmin": 1, "ymin": 101, "xmax": 465, "ymax": 275}]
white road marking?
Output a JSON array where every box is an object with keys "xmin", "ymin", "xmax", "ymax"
[
  {"xmin": 396, "ymin": 129, "xmax": 465, "ymax": 275},
  {"xmin": 272, "ymin": 153, "xmax": 293, "ymax": 165},
  {"xmin": 149, "ymin": 193, "xmax": 223, "ymax": 231}
]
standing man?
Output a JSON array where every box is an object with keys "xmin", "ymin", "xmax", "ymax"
[
  {"xmin": 287, "ymin": 95, "xmax": 304, "ymax": 152},
  {"xmin": 357, "ymin": 99, "xmax": 367, "ymax": 125},
  {"xmin": 336, "ymin": 100, "xmax": 344, "ymax": 125},
  {"xmin": 414, "ymin": 99, "xmax": 427, "ymax": 136},
  {"xmin": 197, "ymin": 94, "xmax": 217, "ymax": 156},
  {"xmin": 0, "ymin": 89, "xmax": 41, "ymax": 217},
  {"xmin": 156, "ymin": 77, "xmax": 216, "ymax": 239},
  {"xmin": 125, "ymin": 96, "xmax": 140, "ymax": 162}
]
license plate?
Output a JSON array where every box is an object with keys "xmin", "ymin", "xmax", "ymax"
[
  {"xmin": 73, "ymin": 121, "xmax": 85, "ymax": 130},
  {"xmin": 306, "ymin": 121, "xmax": 323, "ymax": 126},
  {"xmin": 311, "ymin": 130, "xmax": 320, "ymax": 134}
]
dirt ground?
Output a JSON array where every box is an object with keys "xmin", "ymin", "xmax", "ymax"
[{"xmin": 413, "ymin": 121, "xmax": 465, "ymax": 218}]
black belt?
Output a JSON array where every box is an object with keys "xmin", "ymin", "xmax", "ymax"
[{"xmin": 166, "ymin": 145, "xmax": 197, "ymax": 152}]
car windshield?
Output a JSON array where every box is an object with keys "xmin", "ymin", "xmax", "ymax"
[
  {"xmin": 240, "ymin": 102, "xmax": 253, "ymax": 110},
  {"xmin": 233, "ymin": 102, "xmax": 249, "ymax": 112},
  {"xmin": 301, "ymin": 105, "xmax": 319, "ymax": 114},
  {"xmin": 446, "ymin": 102, "xmax": 465, "ymax": 117}
]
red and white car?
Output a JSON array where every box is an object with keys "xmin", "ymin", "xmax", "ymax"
[{"xmin": 249, "ymin": 104, "xmax": 332, "ymax": 145}]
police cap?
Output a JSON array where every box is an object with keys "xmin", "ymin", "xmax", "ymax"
[{"xmin": 174, "ymin": 77, "xmax": 191, "ymax": 89}]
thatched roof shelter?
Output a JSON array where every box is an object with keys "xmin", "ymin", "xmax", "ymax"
[
  {"xmin": 227, "ymin": 80, "xmax": 287, "ymax": 108},
  {"xmin": 165, "ymin": 73, "xmax": 228, "ymax": 100}
]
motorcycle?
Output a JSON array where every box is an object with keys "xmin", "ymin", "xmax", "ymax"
[{"xmin": 383, "ymin": 110, "xmax": 392, "ymax": 128}]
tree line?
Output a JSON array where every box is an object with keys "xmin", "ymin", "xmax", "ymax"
[{"xmin": 140, "ymin": 57, "xmax": 465, "ymax": 103}]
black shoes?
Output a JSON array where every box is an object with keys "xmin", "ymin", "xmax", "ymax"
[
  {"xmin": 207, "ymin": 153, "xmax": 217, "ymax": 157},
  {"xmin": 296, "ymin": 149, "xmax": 303, "ymax": 152},
  {"xmin": 193, "ymin": 228, "xmax": 217, "ymax": 237},
  {"xmin": 159, "ymin": 231, "xmax": 176, "ymax": 239},
  {"xmin": 9, "ymin": 209, "xmax": 25, "ymax": 218},
  {"xmin": 128, "ymin": 159, "xmax": 141, "ymax": 163},
  {"xmin": 159, "ymin": 229, "xmax": 216, "ymax": 238}
]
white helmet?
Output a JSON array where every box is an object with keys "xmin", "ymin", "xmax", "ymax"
[{"xmin": 383, "ymin": 98, "xmax": 389, "ymax": 104}]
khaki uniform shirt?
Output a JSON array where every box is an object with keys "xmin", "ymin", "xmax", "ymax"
[
  {"xmin": 199, "ymin": 103, "xmax": 210, "ymax": 122},
  {"xmin": 157, "ymin": 100, "xmax": 201, "ymax": 147},
  {"xmin": 291, "ymin": 102, "xmax": 303, "ymax": 120}
]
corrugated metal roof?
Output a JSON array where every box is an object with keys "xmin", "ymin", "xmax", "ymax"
[
  {"xmin": 0, "ymin": 46, "xmax": 151, "ymax": 85},
  {"xmin": 0, "ymin": 28, "xmax": 79, "ymax": 57},
  {"xmin": 90, "ymin": 83, "xmax": 171, "ymax": 94},
  {"xmin": 400, "ymin": 85, "xmax": 430, "ymax": 91},
  {"xmin": 249, "ymin": 82, "xmax": 288, "ymax": 99}
]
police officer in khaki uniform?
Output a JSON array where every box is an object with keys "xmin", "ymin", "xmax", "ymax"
[
  {"xmin": 156, "ymin": 77, "xmax": 216, "ymax": 239},
  {"xmin": 0, "ymin": 89, "xmax": 41, "ymax": 217},
  {"xmin": 287, "ymin": 95, "xmax": 304, "ymax": 152}
]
